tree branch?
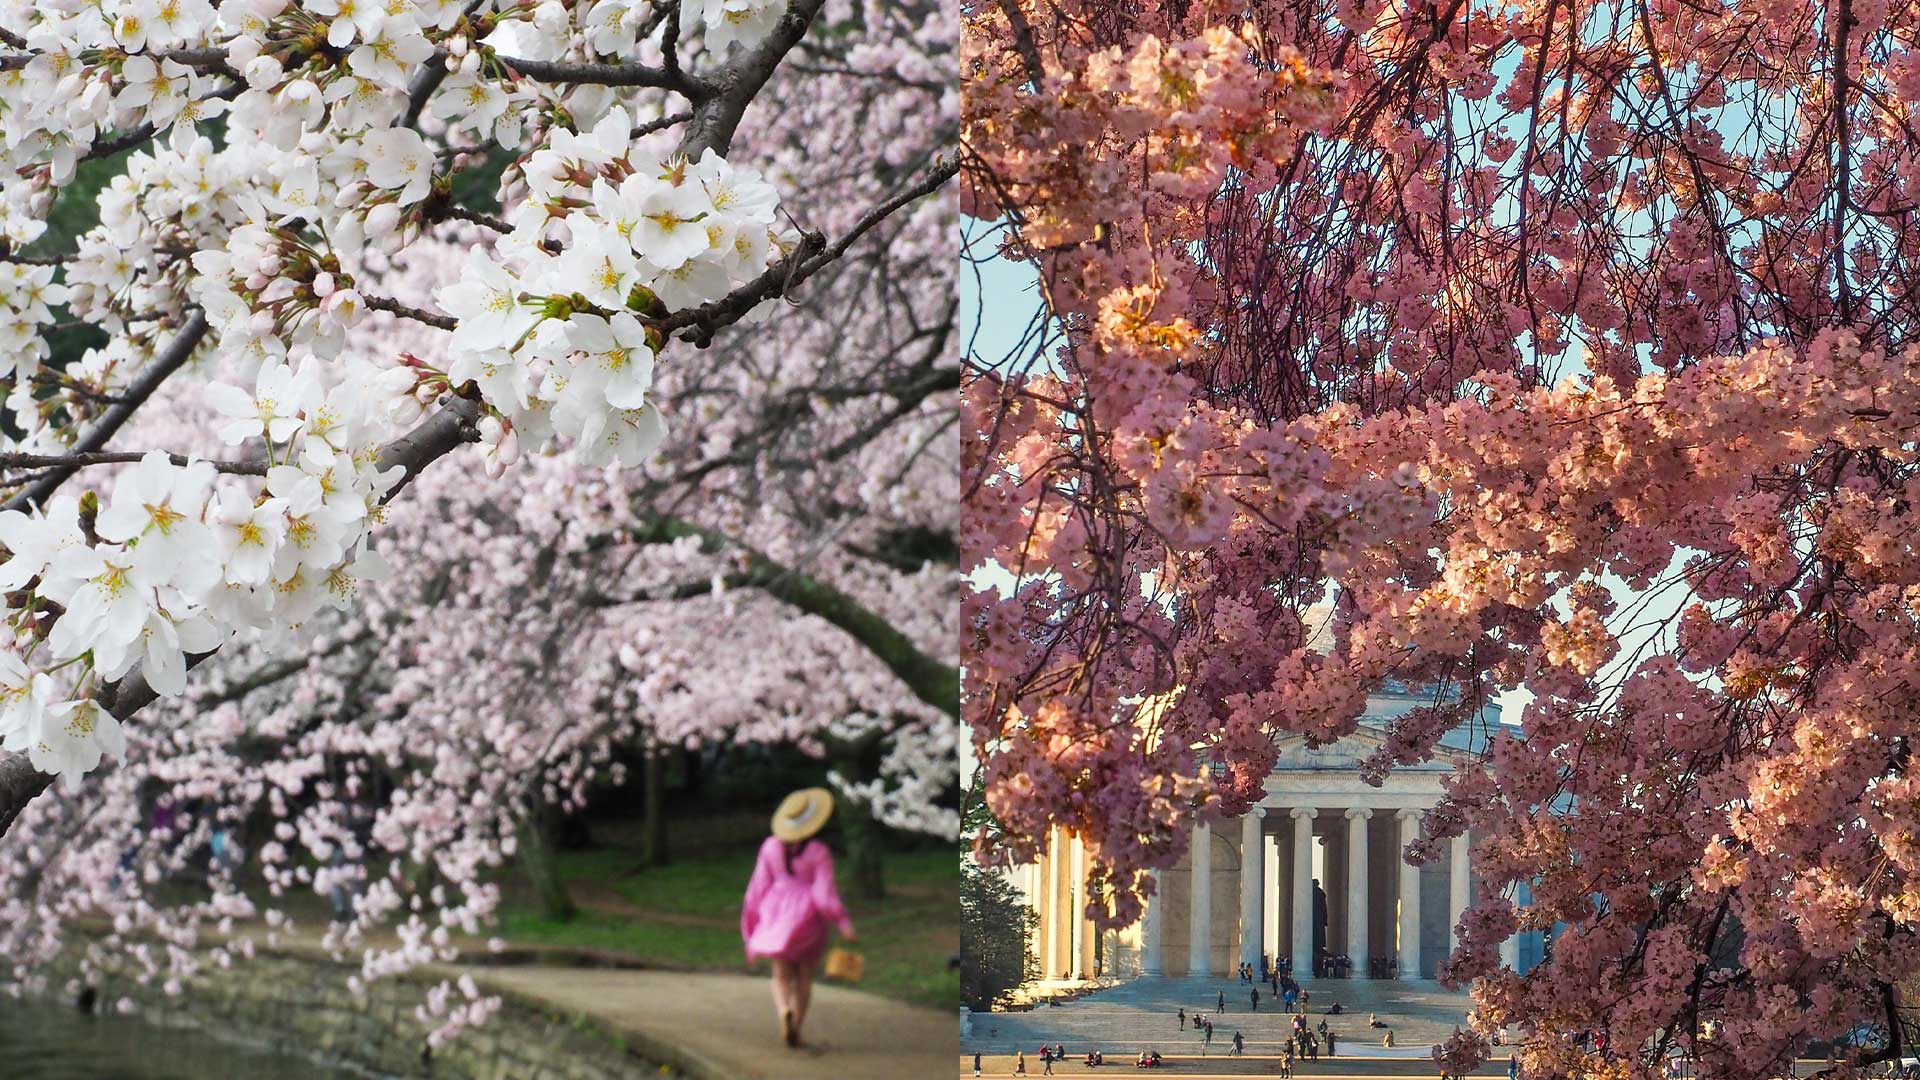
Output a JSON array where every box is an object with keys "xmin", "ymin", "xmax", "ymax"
[
  {"xmin": 5, "ymin": 311, "xmax": 210, "ymax": 512},
  {"xmin": 611, "ymin": 517, "xmax": 958, "ymax": 718},
  {"xmin": 0, "ymin": 451, "xmax": 267, "ymax": 477},
  {"xmin": 656, "ymin": 154, "xmax": 958, "ymax": 345}
]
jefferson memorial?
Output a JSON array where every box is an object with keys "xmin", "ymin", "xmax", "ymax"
[{"xmin": 1021, "ymin": 684, "xmax": 1546, "ymax": 985}]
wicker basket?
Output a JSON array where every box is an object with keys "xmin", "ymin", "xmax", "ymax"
[{"xmin": 823, "ymin": 946, "xmax": 865, "ymax": 982}]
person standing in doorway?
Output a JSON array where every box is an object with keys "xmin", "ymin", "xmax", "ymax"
[{"xmin": 740, "ymin": 788, "xmax": 856, "ymax": 1051}]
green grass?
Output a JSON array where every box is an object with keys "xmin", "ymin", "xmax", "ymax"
[{"xmin": 498, "ymin": 842, "xmax": 959, "ymax": 1011}]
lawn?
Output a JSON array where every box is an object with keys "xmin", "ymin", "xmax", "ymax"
[{"xmin": 497, "ymin": 838, "xmax": 959, "ymax": 1012}]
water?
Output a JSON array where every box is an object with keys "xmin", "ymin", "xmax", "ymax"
[{"xmin": 0, "ymin": 997, "xmax": 366, "ymax": 1079}]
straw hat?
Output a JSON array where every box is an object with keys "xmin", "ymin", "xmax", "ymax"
[{"xmin": 772, "ymin": 787, "xmax": 834, "ymax": 842}]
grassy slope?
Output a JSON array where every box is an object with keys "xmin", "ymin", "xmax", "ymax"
[{"xmin": 498, "ymin": 841, "xmax": 959, "ymax": 1012}]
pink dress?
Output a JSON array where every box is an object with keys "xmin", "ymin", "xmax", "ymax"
[{"xmin": 741, "ymin": 836, "xmax": 853, "ymax": 966}]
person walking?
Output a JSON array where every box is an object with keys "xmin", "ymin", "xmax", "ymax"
[
  {"xmin": 1252, "ymin": 987, "xmax": 1261, "ymax": 1011},
  {"xmin": 1218, "ymin": 989, "xmax": 1226, "ymax": 1013},
  {"xmin": 740, "ymin": 788, "xmax": 856, "ymax": 1050},
  {"xmin": 1327, "ymin": 1030, "xmax": 1338, "ymax": 1057},
  {"xmin": 1282, "ymin": 1040, "xmax": 1294, "ymax": 1078},
  {"xmin": 1179, "ymin": 1007, "xmax": 1186, "ymax": 1030},
  {"xmin": 1233, "ymin": 1030, "xmax": 1245, "ymax": 1057},
  {"xmin": 1203, "ymin": 1022, "xmax": 1215, "ymax": 1055},
  {"xmin": 1015, "ymin": 1049, "xmax": 1027, "ymax": 1075},
  {"xmin": 1042, "ymin": 1047, "xmax": 1054, "ymax": 1075},
  {"xmin": 974, "ymin": 1051, "xmax": 982, "ymax": 1076}
]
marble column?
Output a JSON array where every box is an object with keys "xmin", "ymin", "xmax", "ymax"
[
  {"xmin": 1345, "ymin": 808, "xmax": 1371, "ymax": 976},
  {"xmin": 1289, "ymin": 807, "xmax": 1317, "ymax": 975},
  {"xmin": 1141, "ymin": 867, "xmax": 1163, "ymax": 975},
  {"xmin": 1189, "ymin": 821, "xmax": 1213, "ymax": 976},
  {"xmin": 1397, "ymin": 808, "xmax": 1421, "ymax": 980},
  {"xmin": 1071, "ymin": 835, "xmax": 1093, "ymax": 978},
  {"xmin": 1047, "ymin": 825, "xmax": 1067, "ymax": 978},
  {"xmin": 1449, "ymin": 831, "xmax": 1471, "ymax": 954},
  {"xmin": 1239, "ymin": 809, "xmax": 1265, "ymax": 971}
]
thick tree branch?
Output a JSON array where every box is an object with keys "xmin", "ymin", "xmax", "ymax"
[
  {"xmin": 678, "ymin": 0, "xmax": 830, "ymax": 157},
  {"xmin": 0, "ymin": 451, "xmax": 267, "ymax": 477},
  {"xmin": 609, "ymin": 518, "xmax": 959, "ymax": 718}
]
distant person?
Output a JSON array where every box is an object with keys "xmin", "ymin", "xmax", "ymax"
[
  {"xmin": 741, "ymin": 788, "xmax": 856, "ymax": 1050},
  {"xmin": 1233, "ymin": 1031, "xmax": 1245, "ymax": 1056},
  {"xmin": 1219, "ymin": 989, "xmax": 1226, "ymax": 1013},
  {"xmin": 1203, "ymin": 1022, "xmax": 1215, "ymax": 1054},
  {"xmin": 1042, "ymin": 1046, "xmax": 1054, "ymax": 1075},
  {"xmin": 1179, "ymin": 1007, "xmax": 1186, "ymax": 1030},
  {"xmin": 1329, "ymin": 1001, "xmax": 1343, "ymax": 1014},
  {"xmin": 974, "ymin": 1051, "xmax": 982, "ymax": 1076},
  {"xmin": 1327, "ymin": 1030, "xmax": 1337, "ymax": 1057},
  {"xmin": 1253, "ymin": 987, "xmax": 1261, "ymax": 1011},
  {"xmin": 1384, "ymin": 1029, "xmax": 1396, "ymax": 1048},
  {"xmin": 1282, "ymin": 1040, "xmax": 1294, "ymax": 1077},
  {"xmin": 1015, "ymin": 1049, "xmax": 1027, "ymax": 1075},
  {"xmin": 1370, "ymin": 1012, "xmax": 1384, "ymax": 1028}
]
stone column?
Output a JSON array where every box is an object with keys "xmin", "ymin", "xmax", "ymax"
[
  {"xmin": 1071, "ymin": 835, "xmax": 1093, "ymax": 978},
  {"xmin": 1141, "ymin": 867, "xmax": 1163, "ymax": 975},
  {"xmin": 1239, "ymin": 809, "xmax": 1266, "ymax": 971},
  {"xmin": 1189, "ymin": 820, "xmax": 1213, "ymax": 977},
  {"xmin": 1030, "ymin": 857, "xmax": 1047, "ymax": 972},
  {"xmin": 1449, "ymin": 831, "xmax": 1471, "ymax": 954},
  {"xmin": 1290, "ymin": 807, "xmax": 1317, "ymax": 976},
  {"xmin": 1047, "ymin": 825, "xmax": 1067, "ymax": 978},
  {"xmin": 1397, "ymin": 808, "xmax": 1421, "ymax": 980},
  {"xmin": 1345, "ymin": 808, "xmax": 1371, "ymax": 977}
]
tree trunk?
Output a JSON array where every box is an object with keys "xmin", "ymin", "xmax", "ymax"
[
  {"xmin": 838, "ymin": 791, "xmax": 886, "ymax": 901},
  {"xmin": 641, "ymin": 737, "xmax": 669, "ymax": 868},
  {"xmin": 518, "ymin": 803, "xmax": 577, "ymax": 922}
]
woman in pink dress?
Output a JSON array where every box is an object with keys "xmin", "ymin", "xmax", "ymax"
[{"xmin": 742, "ymin": 787, "xmax": 856, "ymax": 1048}]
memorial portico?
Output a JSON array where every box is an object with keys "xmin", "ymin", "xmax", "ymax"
[{"xmin": 1022, "ymin": 685, "xmax": 1546, "ymax": 984}]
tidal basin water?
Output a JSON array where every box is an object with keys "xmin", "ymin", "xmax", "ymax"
[{"xmin": 0, "ymin": 997, "xmax": 365, "ymax": 1079}]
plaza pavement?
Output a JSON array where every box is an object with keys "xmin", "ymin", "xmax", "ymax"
[{"xmin": 966, "ymin": 975, "xmax": 1494, "ymax": 1059}]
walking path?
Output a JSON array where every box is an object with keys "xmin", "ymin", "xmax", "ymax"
[
  {"xmin": 469, "ymin": 963, "xmax": 956, "ymax": 1079},
  {"xmin": 129, "ymin": 918, "xmax": 957, "ymax": 1080}
]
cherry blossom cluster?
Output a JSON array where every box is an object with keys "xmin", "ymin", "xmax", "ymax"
[
  {"xmin": 435, "ymin": 107, "xmax": 790, "ymax": 467},
  {"xmin": 0, "ymin": 356, "xmax": 405, "ymax": 789},
  {"xmin": 966, "ymin": 0, "xmax": 1920, "ymax": 1073}
]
